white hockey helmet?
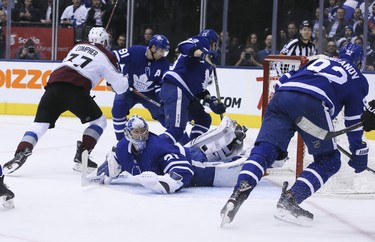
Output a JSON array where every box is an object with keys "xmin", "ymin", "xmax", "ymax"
[
  {"xmin": 88, "ymin": 27, "xmax": 109, "ymax": 47},
  {"xmin": 124, "ymin": 115, "xmax": 149, "ymax": 152}
]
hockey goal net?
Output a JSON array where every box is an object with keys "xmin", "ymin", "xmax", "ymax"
[{"xmin": 262, "ymin": 55, "xmax": 375, "ymax": 197}]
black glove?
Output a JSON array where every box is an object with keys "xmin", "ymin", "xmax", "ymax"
[
  {"xmin": 361, "ymin": 100, "xmax": 375, "ymax": 132},
  {"xmin": 204, "ymin": 96, "xmax": 226, "ymax": 114},
  {"xmin": 200, "ymin": 49, "xmax": 217, "ymax": 61},
  {"xmin": 348, "ymin": 142, "xmax": 369, "ymax": 173}
]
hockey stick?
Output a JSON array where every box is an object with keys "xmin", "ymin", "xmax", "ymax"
[
  {"xmin": 295, "ymin": 116, "xmax": 363, "ymax": 140},
  {"xmin": 336, "ymin": 144, "xmax": 375, "ymax": 175},
  {"xmin": 105, "ymin": 0, "xmax": 119, "ymax": 31},
  {"xmin": 206, "ymin": 57, "xmax": 224, "ymax": 120},
  {"xmin": 129, "ymin": 87, "xmax": 162, "ymax": 107}
]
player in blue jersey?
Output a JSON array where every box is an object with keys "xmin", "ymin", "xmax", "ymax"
[
  {"xmin": 159, "ymin": 29, "xmax": 226, "ymax": 145},
  {"xmin": 111, "ymin": 35, "xmax": 171, "ymax": 140},
  {"xmin": 0, "ymin": 167, "xmax": 14, "ymax": 208},
  {"xmin": 93, "ymin": 115, "xmax": 248, "ymax": 194},
  {"xmin": 220, "ymin": 43, "xmax": 372, "ymax": 227}
]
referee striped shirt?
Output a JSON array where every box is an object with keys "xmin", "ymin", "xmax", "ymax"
[{"xmin": 280, "ymin": 38, "xmax": 316, "ymax": 56}]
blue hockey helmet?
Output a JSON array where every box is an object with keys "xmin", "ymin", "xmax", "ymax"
[
  {"xmin": 199, "ymin": 29, "xmax": 219, "ymax": 45},
  {"xmin": 124, "ymin": 115, "xmax": 149, "ymax": 152},
  {"xmin": 339, "ymin": 43, "xmax": 364, "ymax": 70},
  {"xmin": 148, "ymin": 34, "xmax": 170, "ymax": 57}
]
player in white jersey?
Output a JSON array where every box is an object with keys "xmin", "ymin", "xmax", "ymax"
[
  {"xmin": 3, "ymin": 27, "xmax": 129, "ymax": 175},
  {"xmin": 280, "ymin": 20, "xmax": 316, "ymax": 57}
]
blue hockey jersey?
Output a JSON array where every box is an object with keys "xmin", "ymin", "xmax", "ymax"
[
  {"xmin": 276, "ymin": 57, "xmax": 369, "ymax": 146},
  {"xmin": 162, "ymin": 35, "xmax": 213, "ymax": 98},
  {"xmin": 115, "ymin": 132, "xmax": 195, "ymax": 188},
  {"xmin": 112, "ymin": 46, "xmax": 170, "ymax": 92}
]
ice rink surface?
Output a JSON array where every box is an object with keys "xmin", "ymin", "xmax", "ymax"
[{"xmin": 0, "ymin": 115, "xmax": 374, "ymax": 242}]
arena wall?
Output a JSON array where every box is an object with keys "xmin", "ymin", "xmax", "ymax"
[{"xmin": 0, "ymin": 61, "xmax": 374, "ymax": 139}]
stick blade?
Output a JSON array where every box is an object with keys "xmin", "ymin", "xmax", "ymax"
[{"xmin": 295, "ymin": 116, "xmax": 328, "ymax": 140}]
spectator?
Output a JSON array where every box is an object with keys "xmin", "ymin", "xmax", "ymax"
[
  {"xmin": 349, "ymin": 7, "xmax": 364, "ymax": 36},
  {"xmin": 328, "ymin": 0, "xmax": 340, "ymax": 22},
  {"xmin": 86, "ymin": 0, "xmax": 108, "ymax": 27},
  {"xmin": 0, "ymin": 10, "xmax": 5, "ymax": 59},
  {"xmin": 138, "ymin": 27, "xmax": 153, "ymax": 46},
  {"xmin": 327, "ymin": 7, "xmax": 349, "ymax": 40},
  {"xmin": 234, "ymin": 46, "xmax": 262, "ymax": 67},
  {"xmin": 17, "ymin": 0, "xmax": 41, "ymax": 22},
  {"xmin": 285, "ymin": 22, "xmax": 298, "ymax": 43},
  {"xmin": 60, "ymin": 0, "xmax": 88, "ymax": 27},
  {"xmin": 324, "ymin": 39, "xmax": 339, "ymax": 57},
  {"xmin": 343, "ymin": 25, "xmax": 355, "ymax": 43},
  {"xmin": 111, "ymin": 33, "xmax": 126, "ymax": 50},
  {"xmin": 16, "ymin": 38, "xmax": 40, "ymax": 60},
  {"xmin": 312, "ymin": 26, "xmax": 328, "ymax": 53},
  {"xmin": 226, "ymin": 35, "xmax": 243, "ymax": 66},
  {"xmin": 257, "ymin": 34, "xmax": 279, "ymax": 64},
  {"xmin": 0, "ymin": 0, "xmax": 8, "ymax": 15},
  {"xmin": 40, "ymin": 0, "xmax": 53, "ymax": 23},
  {"xmin": 245, "ymin": 33, "xmax": 260, "ymax": 53},
  {"xmin": 278, "ymin": 29, "xmax": 288, "ymax": 50},
  {"xmin": 312, "ymin": 7, "xmax": 329, "ymax": 39}
]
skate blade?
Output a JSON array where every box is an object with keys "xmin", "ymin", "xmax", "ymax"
[
  {"xmin": 274, "ymin": 208, "xmax": 312, "ymax": 227},
  {"xmin": 2, "ymin": 197, "xmax": 15, "ymax": 209},
  {"xmin": 220, "ymin": 202, "xmax": 235, "ymax": 228},
  {"xmin": 2, "ymin": 163, "xmax": 21, "ymax": 175}
]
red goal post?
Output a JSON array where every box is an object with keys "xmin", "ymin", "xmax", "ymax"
[{"xmin": 262, "ymin": 55, "xmax": 307, "ymax": 177}]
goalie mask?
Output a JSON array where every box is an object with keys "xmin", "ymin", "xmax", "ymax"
[
  {"xmin": 88, "ymin": 27, "xmax": 109, "ymax": 47},
  {"xmin": 339, "ymin": 43, "xmax": 364, "ymax": 71},
  {"xmin": 124, "ymin": 115, "xmax": 149, "ymax": 152}
]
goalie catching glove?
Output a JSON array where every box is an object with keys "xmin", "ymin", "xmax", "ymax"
[
  {"xmin": 96, "ymin": 146, "xmax": 122, "ymax": 184},
  {"xmin": 348, "ymin": 142, "xmax": 369, "ymax": 173},
  {"xmin": 361, "ymin": 99, "xmax": 375, "ymax": 132},
  {"xmin": 204, "ymin": 96, "xmax": 226, "ymax": 114}
]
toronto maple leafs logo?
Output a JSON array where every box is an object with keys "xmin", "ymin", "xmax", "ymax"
[{"xmin": 133, "ymin": 74, "xmax": 152, "ymax": 91}]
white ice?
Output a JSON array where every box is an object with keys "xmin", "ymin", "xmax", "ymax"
[{"xmin": 0, "ymin": 115, "xmax": 374, "ymax": 242}]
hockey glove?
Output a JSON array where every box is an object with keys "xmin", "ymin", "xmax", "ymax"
[
  {"xmin": 204, "ymin": 96, "xmax": 226, "ymax": 114},
  {"xmin": 348, "ymin": 142, "xmax": 369, "ymax": 173},
  {"xmin": 200, "ymin": 49, "xmax": 217, "ymax": 62},
  {"xmin": 361, "ymin": 100, "xmax": 375, "ymax": 132},
  {"xmin": 97, "ymin": 147, "xmax": 122, "ymax": 184}
]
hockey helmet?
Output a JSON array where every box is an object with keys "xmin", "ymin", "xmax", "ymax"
[
  {"xmin": 199, "ymin": 29, "xmax": 219, "ymax": 45},
  {"xmin": 88, "ymin": 27, "xmax": 109, "ymax": 47},
  {"xmin": 124, "ymin": 115, "xmax": 149, "ymax": 152},
  {"xmin": 299, "ymin": 20, "xmax": 313, "ymax": 30},
  {"xmin": 148, "ymin": 34, "xmax": 170, "ymax": 57},
  {"xmin": 339, "ymin": 43, "xmax": 364, "ymax": 70}
]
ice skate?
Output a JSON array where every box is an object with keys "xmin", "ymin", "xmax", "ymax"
[
  {"xmin": 274, "ymin": 181, "xmax": 313, "ymax": 226},
  {"xmin": 3, "ymin": 147, "xmax": 32, "ymax": 174},
  {"xmin": 73, "ymin": 141, "xmax": 97, "ymax": 173},
  {"xmin": 0, "ymin": 177, "xmax": 15, "ymax": 208},
  {"xmin": 220, "ymin": 180, "xmax": 252, "ymax": 227}
]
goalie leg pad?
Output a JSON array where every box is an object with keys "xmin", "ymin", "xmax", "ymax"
[{"xmin": 213, "ymin": 157, "xmax": 246, "ymax": 187}]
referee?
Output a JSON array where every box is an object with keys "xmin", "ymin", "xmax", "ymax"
[{"xmin": 280, "ymin": 20, "xmax": 316, "ymax": 57}]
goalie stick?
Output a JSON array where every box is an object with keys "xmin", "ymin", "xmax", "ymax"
[{"xmin": 295, "ymin": 116, "xmax": 363, "ymax": 140}]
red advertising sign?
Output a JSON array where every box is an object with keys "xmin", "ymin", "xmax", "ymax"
[{"xmin": 9, "ymin": 26, "xmax": 74, "ymax": 60}]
